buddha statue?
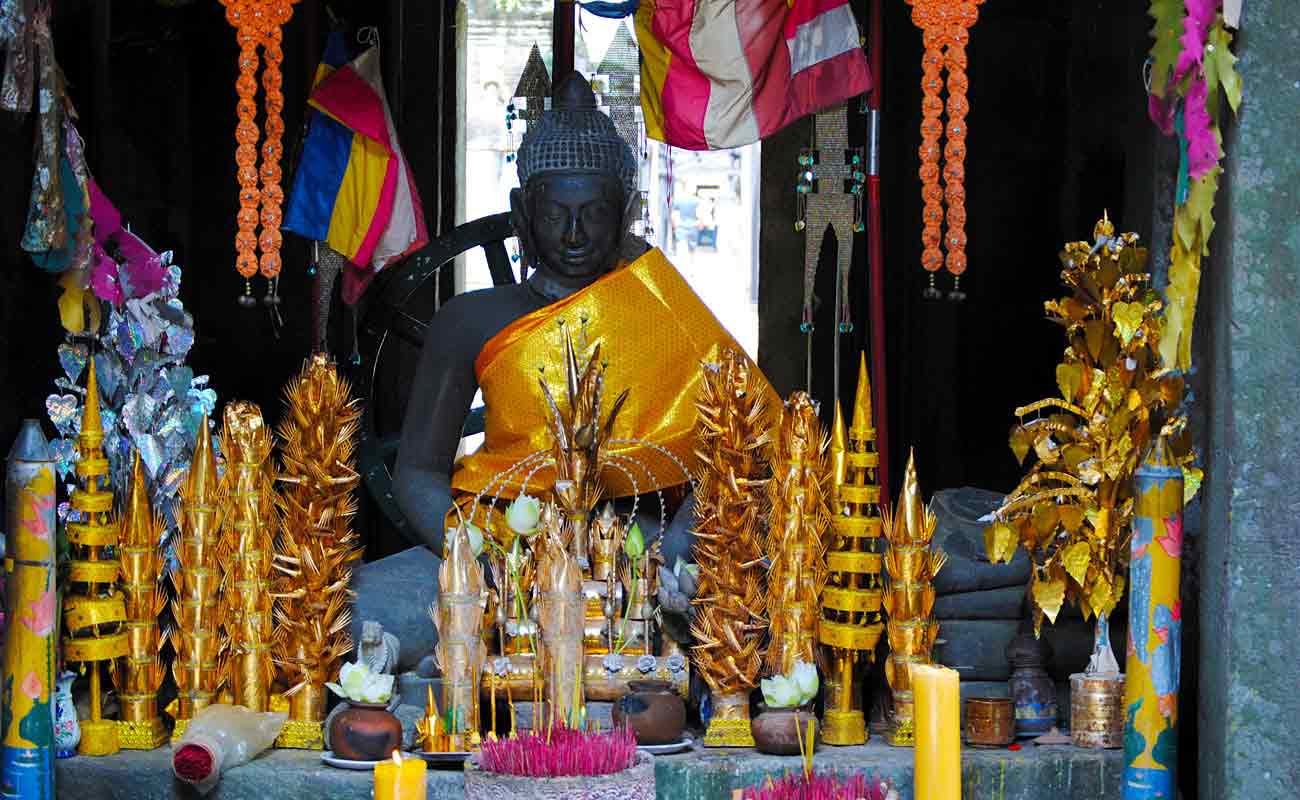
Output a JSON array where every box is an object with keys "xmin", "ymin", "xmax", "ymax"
[{"xmin": 350, "ymin": 73, "xmax": 775, "ymax": 672}]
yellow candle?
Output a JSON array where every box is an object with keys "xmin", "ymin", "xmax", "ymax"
[
  {"xmin": 374, "ymin": 751, "xmax": 427, "ymax": 800},
  {"xmin": 912, "ymin": 663, "xmax": 961, "ymax": 800}
]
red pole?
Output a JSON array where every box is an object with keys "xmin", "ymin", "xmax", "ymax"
[{"xmin": 865, "ymin": 0, "xmax": 891, "ymax": 503}]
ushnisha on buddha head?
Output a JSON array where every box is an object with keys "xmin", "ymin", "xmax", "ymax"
[{"xmin": 510, "ymin": 72, "xmax": 640, "ymax": 283}]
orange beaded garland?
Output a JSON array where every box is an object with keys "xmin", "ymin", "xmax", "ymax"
[
  {"xmin": 220, "ymin": 0, "xmax": 298, "ymax": 299},
  {"xmin": 907, "ymin": 0, "xmax": 983, "ymax": 298}
]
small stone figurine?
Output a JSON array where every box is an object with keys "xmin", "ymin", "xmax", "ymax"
[{"xmin": 358, "ymin": 621, "xmax": 400, "ymax": 675}]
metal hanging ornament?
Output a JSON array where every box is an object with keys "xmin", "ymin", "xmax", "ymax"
[
  {"xmin": 908, "ymin": 0, "xmax": 982, "ymax": 301},
  {"xmin": 221, "ymin": 0, "xmax": 299, "ymax": 307}
]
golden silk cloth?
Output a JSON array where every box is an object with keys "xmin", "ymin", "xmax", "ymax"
[{"xmin": 450, "ymin": 247, "xmax": 774, "ymax": 503}]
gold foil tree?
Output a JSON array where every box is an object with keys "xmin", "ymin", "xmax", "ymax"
[
  {"xmin": 764, "ymin": 391, "xmax": 830, "ymax": 677},
  {"xmin": 820, "ymin": 354, "xmax": 886, "ymax": 745},
  {"xmin": 881, "ymin": 450, "xmax": 946, "ymax": 746},
  {"xmin": 63, "ymin": 358, "xmax": 127, "ymax": 756},
  {"xmin": 689, "ymin": 350, "xmax": 771, "ymax": 747},
  {"xmin": 171, "ymin": 413, "xmax": 221, "ymax": 738},
  {"xmin": 985, "ymin": 215, "xmax": 1194, "ymax": 636},
  {"xmin": 433, "ymin": 524, "xmax": 488, "ymax": 749},
  {"xmin": 216, "ymin": 401, "xmax": 277, "ymax": 711},
  {"xmin": 272, "ymin": 354, "xmax": 362, "ymax": 749},
  {"xmin": 116, "ymin": 452, "xmax": 168, "ymax": 749}
]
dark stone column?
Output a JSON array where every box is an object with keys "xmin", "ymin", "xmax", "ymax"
[{"xmin": 1199, "ymin": 3, "xmax": 1300, "ymax": 796}]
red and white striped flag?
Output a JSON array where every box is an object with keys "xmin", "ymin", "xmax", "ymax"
[{"xmin": 636, "ymin": 0, "xmax": 872, "ymax": 150}]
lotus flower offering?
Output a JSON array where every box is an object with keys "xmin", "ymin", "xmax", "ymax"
[{"xmin": 326, "ymin": 661, "xmax": 395, "ymax": 705}]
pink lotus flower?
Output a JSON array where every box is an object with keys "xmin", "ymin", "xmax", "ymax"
[
  {"xmin": 1157, "ymin": 515, "xmax": 1183, "ymax": 559},
  {"xmin": 20, "ymin": 492, "xmax": 53, "ymax": 541},
  {"xmin": 21, "ymin": 671, "xmax": 43, "ymax": 701},
  {"xmin": 20, "ymin": 589, "xmax": 55, "ymax": 638}
]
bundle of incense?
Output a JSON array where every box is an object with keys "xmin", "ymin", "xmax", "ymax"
[
  {"xmin": 432, "ymin": 524, "xmax": 488, "ymax": 751},
  {"xmin": 271, "ymin": 355, "xmax": 362, "ymax": 747},
  {"xmin": 689, "ymin": 350, "xmax": 771, "ymax": 747},
  {"xmin": 216, "ymin": 401, "xmax": 276, "ymax": 711},
  {"xmin": 116, "ymin": 452, "xmax": 168, "ymax": 749},
  {"xmin": 881, "ymin": 450, "xmax": 947, "ymax": 746},
  {"xmin": 170, "ymin": 413, "xmax": 221, "ymax": 736},
  {"xmin": 764, "ymin": 390, "xmax": 830, "ymax": 676}
]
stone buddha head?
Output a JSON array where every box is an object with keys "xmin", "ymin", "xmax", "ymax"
[{"xmin": 510, "ymin": 72, "xmax": 640, "ymax": 285}]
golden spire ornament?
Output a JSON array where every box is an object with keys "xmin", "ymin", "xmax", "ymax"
[
  {"xmin": 116, "ymin": 452, "xmax": 168, "ymax": 750},
  {"xmin": 689, "ymin": 350, "xmax": 771, "ymax": 747},
  {"xmin": 881, "ymin": 449, "xmax": 946, "ymax": 746},
  {"xmin": 216, "ymin": 401, "xmax": 277, "ymax": 711},
  {"xmin": 62, "ymin": 358, "xmax": 128, "ymax": 756},
  {"xmin": 819, "ymin": 354, "xmax": 886, "ymax": 745},
  {"xmin": 537, "ymin": 522, "xmax": 585, "ymax": 730},
  {"xmin": 171, "ymin": 412, "xmax": 222, "ymax": 739},
  {"xmin": 272, "ymin": 354, "xmax": 362, "ymax": 749},
  {"xmin": 432, "ymin": 524, "xmax": 488, "ymax": 750},
  {"xmin": 764, "ymin": 391, "xmax": 830, "ymax": 677}
]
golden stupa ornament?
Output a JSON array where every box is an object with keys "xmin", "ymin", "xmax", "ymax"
[
  {"xmin": 216, "ymin": 401, "xmax": 277, "ymax": 711},
  {"xmin": 62, "ymin": 358, "xmax": 128, "ymax": 756},
  {"xmin": 116, "ymin": 452, "xmax": 168, "ymax": 750},
  {"xmin": 271, "ymin": 355, "xmax": 362, "ymax": 749},
  {"xmin": 985, "ymin": 214, "xmax": 1197, "ymax": 635},
  {"xmin": 764, "ymin": 391, "xmax": 830, "ymax": 677},
  {"xmin": 881, "ymin": 450, "xmax": 946, "ymax": 747},
  {"xmin": 170, "ymin": 412, "xmax": 222, "ymax": 739},
  {"xmin": 432, "ymin": 524, "xmax": 488, "ymax": 749},
  {"xmin": 820, "ymin": 354, "xmax": 886, "ymax": 745},
  {"xmin": 689, "ymin": 350, "xmax": 771, "ymax": 747}
]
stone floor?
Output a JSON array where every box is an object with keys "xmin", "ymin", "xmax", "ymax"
[{"xmin": 54, "ymin": 738, "xmax": 1122, "ymax": 799}]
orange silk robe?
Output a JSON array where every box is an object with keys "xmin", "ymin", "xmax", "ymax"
[{"xmin": 450, "ymin": 247, "xmax": 775, "ymax": 504}]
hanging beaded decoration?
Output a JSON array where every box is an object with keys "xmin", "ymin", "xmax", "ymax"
[
  {"xmin": 221, "ymin": 0, "xmax": 299, "ymax": 307},
  {"xmin": 795, "ymin": 103, "xmax": 867, "ymax": 393},
  {"xmin": 908, "ymin": 0, "xmax": 982, "ymax": 301}
]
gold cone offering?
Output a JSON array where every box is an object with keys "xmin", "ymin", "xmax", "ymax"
[
  {"xmin": 216, "ymin": 401, "xmax": 276, "ymax": 712},
  {"xmin": 881, "ymin": 449, "xmax": 946, "ymax": 746},
  {"xmin": 689, "ymin": 351, "xmax": 771, "ymax": 747},
  {"xmin": 764, "ymin": 391, "xmax": 829, "ymax": 677},
  {"xmin": 63, "ymin": 358, "xmax": 128, "ymax": 756},
  {"xmin": 271, "ymin": 355, "xmax": 362, "ymax": 749},
  {"xmin": 819, "ymin": 354, "xmax": 886, "ymax": 745},
  {"xmin": 434, "ymin": 524, "xmax": 488, "ymax": 749},
  {"xmin": 116, "ymin": 452, "xmax": 168, "ymax": 749}
]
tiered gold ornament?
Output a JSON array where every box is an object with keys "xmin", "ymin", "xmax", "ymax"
[
  {"xmin": 881, "ymin": 450, "xmax": 946, "ymax": 746},
  {"xmin": 820, "ymin": 354, "xmax": 886, "ymax": 745},
  {"xmin": 271, "ymin": 354, "xmax": 362, "ymax": 749},
  {"xmin": 63, "ymin": 359, "xmax": 128, "ymax": 756},
  {"xmin": 216, "ymin": 401, "xmax": 276, "ymax": 711},
  {"xmin": 432, "ymin": 524, "xmax": 488, "ymax": 749},
  {"xmin": 171, "ymin": 412, "xmax": 221, "ymax": 740},
  {"xmin": 116, "ymin": 452, "xmax": 168, "ymax": 749},
  {"xmin": 689, "ymin": 350, "xmax": 771, "ymax": 747},
  {"xmin": 536, "ymin": 522, "xmax": 585, "ymax": 729},
  {"xmin": 764, "ymin": 391, "xmax": 830, "ymax": 676}
]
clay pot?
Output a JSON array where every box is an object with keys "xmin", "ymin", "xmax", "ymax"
[
  {"xmin": 750, "ymin": 705, "xmax": 818, "ymax": 756},
  {"xmin": 327, "ymin": 702, "xmax": 402, "ymax": 761},
  {"xmin": 611, "ymin": 680, "xmax": 686, "ymax": 745}
]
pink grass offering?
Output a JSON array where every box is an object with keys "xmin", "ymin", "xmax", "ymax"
[
  {"xmin": 477, "ymin": 724, "xmax": 638, "ymax": 778},
  {"xmin": 741, "ymin": 770, "xmax": 893, "ymax": 800}
]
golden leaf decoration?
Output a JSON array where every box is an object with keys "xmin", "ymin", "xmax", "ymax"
[
  {"xmin": 1062, "ymin": 541, "xmax": 1091, "ymax": 587},
  {"xmin": 1009, "ymin": 425, "xmax": 1032, "ymax": 465},
  {"xmin": 1088, "ymin": 572, "xmax": 1115, "ymax": 616},
  {"xmin": 983, "ymin": 522, "xmax": 1018, "ymax": 565},
  {"xmin": 1056, "ymin": 363, "xmax": 1083, "ymax": 402},
  {"xmin": 1033, "ymin": 574, "xmax": 1066, "ymax": 625},
  {"xmin": 1112, "ymin": 301, "xmax": 1146, "ymax": 346},
  {"xmin": 1059, "ymin": 504, "xmax": 1084, "ymax": 533}
]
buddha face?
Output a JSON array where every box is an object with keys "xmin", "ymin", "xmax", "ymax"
[{"xmin": 515, "ymin": 172, "xmax": 629, "ymax": 282}]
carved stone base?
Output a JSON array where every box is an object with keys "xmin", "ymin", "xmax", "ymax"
[
  {"xmin": 117, "ymin": 717, "xmax": 168, "ymax": 750},
  {"xmin": 822, "ymin": 709, "xmax": 867, "ymax": 746},
  {"xmin": 78, "ymin": 719, "xmax": 120, "ymax": 756},
  {"xmin": 888, "ymin": 717, "xmax": 915, "ymax": 747},
  {"xmin": 276, "ymin": 718, "xmax": 324, "ymax": 750},
  {"xmin": 703, "ymin": 717, "xmax": 755, "ymax": 748}
]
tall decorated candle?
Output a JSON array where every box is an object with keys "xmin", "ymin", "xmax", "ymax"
[{"xmin": 912, "ymin": 663, "xmax": 961, "ymax": 800}]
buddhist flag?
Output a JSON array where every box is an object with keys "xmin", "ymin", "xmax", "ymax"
[
  {"xmin": 284, "ymin": 37, "xmax": 428, "ymax": 303},
  {"xmin": 636, "ymin": 0, "xmax": 872, "ymax": 150}
]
